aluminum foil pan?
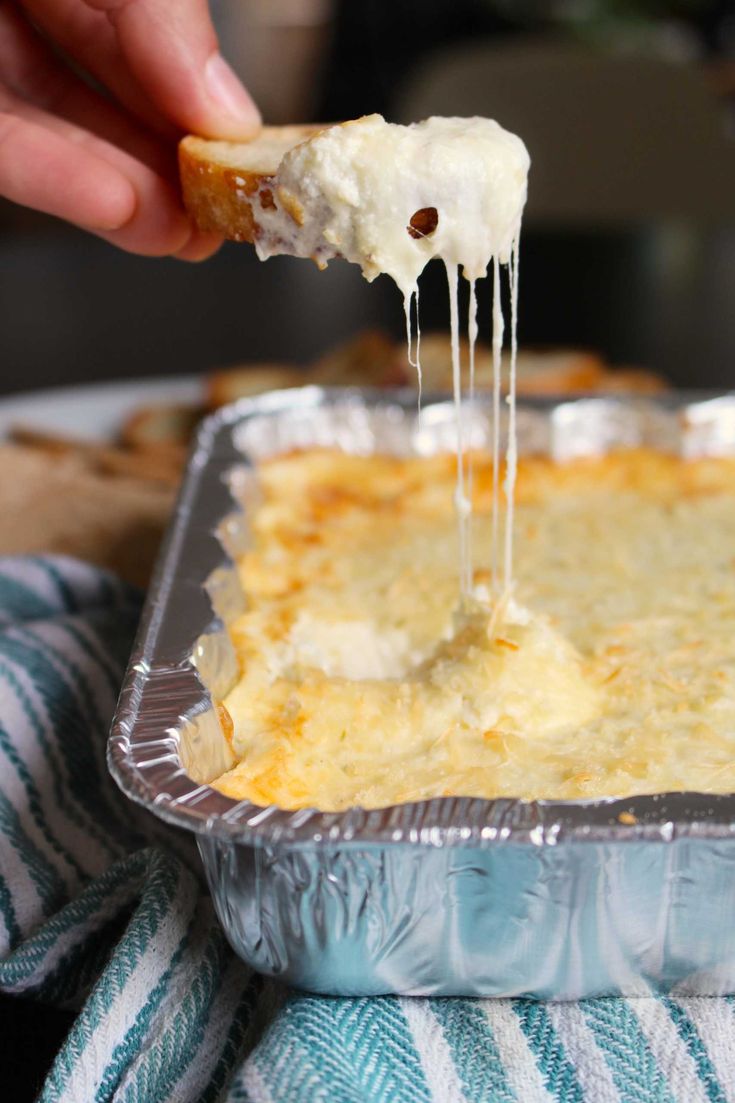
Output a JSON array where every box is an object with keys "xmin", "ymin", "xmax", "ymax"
[{"xmin": 109, "ymin": 388, "xmax": 735, "ymax": 998}]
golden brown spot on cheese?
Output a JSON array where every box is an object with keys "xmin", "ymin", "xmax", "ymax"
[
  {"xmin": 211, "ymin": 448, "xmax": 735, "ymax": 811},
  {"xmin": 276, "ymin": 186, "xmax": 304, "ymax": 227},
  {"xmin": 216, "ymin": 703, "xmax": 234, "ymax": 749}
]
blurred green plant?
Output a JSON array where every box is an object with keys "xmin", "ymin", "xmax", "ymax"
[
  {"xmin": 489, "ymin": 0, "xmax": 710, "ymax": 21},
  {"xmin": 488, "ymin": 0, "xmax": 715, "ymax": 53}
]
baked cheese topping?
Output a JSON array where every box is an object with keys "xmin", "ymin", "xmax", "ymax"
[
  {"xmin": 253, "ymin": 114, "xmax": 530, "ymax": 598},
  {"xmin": 211, "ymin": 449, "xmax": 735, "ymax": 811}
]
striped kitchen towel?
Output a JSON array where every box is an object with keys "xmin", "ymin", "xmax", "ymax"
[{"xmin": 1, "ymin": 555, "xmax": 734, "ymax": 1103}]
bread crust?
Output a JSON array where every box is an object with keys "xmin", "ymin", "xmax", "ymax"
[
  {"xmin": 179, "ymin": 126, "xmax": 323, "ymax": 242},
  {"xmin": 206, "ymin": 365, "xmax": 305, "ymax": 410}
]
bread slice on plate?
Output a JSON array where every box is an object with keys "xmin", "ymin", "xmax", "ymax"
[
  {"xmin": 120, "ymin": 404, "xmax": 203, "ymax": 452},
  {"xmin": 205, "ymin": 365, "xmax": 305, "ymax": 410},
  {"xmin": 180, "ymin": 125, "xmax": 323, "ymax": 241},
  {"xmin": 0, "ymin": 443, "xmax": 174, "ymax": 587},
  {"xmin": 310, "ymin": 332, "xmax": 404, "ymax": 387}
]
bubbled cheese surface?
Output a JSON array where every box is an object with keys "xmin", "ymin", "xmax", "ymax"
[{"xmin": 212, "ymin": 449, "xmax": 735, "ymax": 811}]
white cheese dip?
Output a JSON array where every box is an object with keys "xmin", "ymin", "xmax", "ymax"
[{"xmin": 254, "ymin": 114, "xmax": 531, "ymax": 601}]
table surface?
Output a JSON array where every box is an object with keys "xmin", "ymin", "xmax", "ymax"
[{"xmin": 0, "ymin": 375, "xmax": 202, "ymax": 442}]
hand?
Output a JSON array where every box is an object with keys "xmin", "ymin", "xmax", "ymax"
[{"xmin": 0, "ymin": 0, "xmax": 261, "ymax": 259}]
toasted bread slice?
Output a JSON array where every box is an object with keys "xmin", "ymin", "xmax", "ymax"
[
  {"xmin": 206, "ymin": 365, "xmax": 305, "ymax": 410},
  {"xmin": 412, "ymin": 337, "xmax": 668, "ymax": 395},
  {"xmin": 406, "ymin": 334, "xmax": 609, "ymax": 394},
  {"xmin": 593, "ymin": 368, "xmax": 669, "ymax": 395},
  {"xmin": 120, "ymin": 404, "xmax": 203, "ymax": 452},
  {"xmin": 510, "ymin": 350, "xmax": 609, "ymax": 395},
  {"xmin": 311, "ymin": 331, "xmax": 405, "ymax": 387},
  {"xmin": 180, "ymin": 126, "xmax": 323, "ymax": 241},
  {"xmin": 11, "ymin": 425, "xmax": 186, "ymax": 487},
  {"xmin": 0, "ymin": 444, "xmax": 174, "ymax": 587}
]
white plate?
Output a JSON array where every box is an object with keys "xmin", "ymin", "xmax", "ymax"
[{"xmin": 0, "ymin": 375, "xmax": 203, "ymax": 443}]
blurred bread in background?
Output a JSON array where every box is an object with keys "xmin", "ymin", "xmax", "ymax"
[
  {"xmin": 1, "ymin": 335, "xmax": 667, "ymax": 586},
  {"xmin": 0, "ymin": 443, "xmax": 174, "ymax": 588},
  {"xmin": 206, "ymin": 365, "xmax": 305, "ymax": 410}
]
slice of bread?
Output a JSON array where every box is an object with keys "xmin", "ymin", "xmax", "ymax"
[
  {"xmin": 311, "ymin": 331, "xmax": 405, "ymax": 387},
  {"xmin": 393, "ymin": 334, "xmax": 669, "ymax": 395},
  {"xmin": 10, "ymin": 425, "xmax": 186, "ymax": 486},
  {"xmin": 180, "ymin": 126, "xmax": 323, "ymax": 241},
  {"xmin": 120, "ymin": 404, "xmax": 203, "ymax": 452},
  {"xmin": 592, "ymin": 368, "xmax": 669, "ymax": 395},
  {"xmin": 0, "ymin": 443, "xmax": 174, "ymax": 587},
  {"xmin": 397, "ymin": 333, "xmax": 609, "ymax": 394},
  {"xmin": 205, "ymin": 365, "xmax": 305, "ymax": 410}
]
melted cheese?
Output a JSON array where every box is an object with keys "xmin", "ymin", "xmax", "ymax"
[
  {"xmin": 212, "ymin": 449, "xmax": 735, "ymax": 811},
  {"xmin": 254, "ymin": 115, "xmax": 529, "ymax": 295},
  {"xmin": 253, "ymin": 114, "xmax": 530, "ymax": 597}
]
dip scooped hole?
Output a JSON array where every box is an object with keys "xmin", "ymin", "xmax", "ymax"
[{"xmin": 408, "ymin": 207, "xmax": 438, "ymax": 239}]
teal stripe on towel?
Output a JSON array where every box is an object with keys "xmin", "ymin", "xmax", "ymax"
[
  {"xmin": 663, "ymin": 999, "xmax": 728, "ymax": 1103},
  {"xmin": 581, "ymin": 998, "xmax": 676, "ymax": 1103},
  {"xmin": 0, "ymin": 653, "xmax": 112, "ymax": 857},
  {"xmin": 41, "ymin": 850, "xmax": 188, "ymax": 1102},
  {"xmin": 0, "ymin": 635, "xmax": 130, "ymax": 854},
  {"xmin": 0, "ymin": 571, "xmax": 57, "ymax": 623},
  {"xmin": 0, "ymin": 869, "xmax": 21, "ymax": 948},
  {"xmin": 58, "ymin": 619, "xmax": 129, "ymax": 696},
  {"xmin": 513, "ymin": 999, "xmax": 585, "ymax": 1102},
  {"xmin": 34, "ymin": 558, "xmax": 79, "ymax": 613},
  {"xmin": 0, "ymin": 720, "xmax": 87, "ymax": 884},
  {"xmin": 0, "ymin": 851, "xmax": 144, "ymax": 989},
  {"xmin": 91, "ymin": 921, "xmax": 195, "ymax": 1103},
  {"xmin": 0, "ymin": 789, "xmax": 65, "ymax": 918},
  {"xmin": 17, "ymin": 626, "xmax": 111, "ymax": 739},
  {"xmin": 115, "ymin": 924, "xmax": 231, "ymax": 1103},
  {"xmin": 430, "ymin": 998, "xmax": 517, "ymax": 1103},
  {"xmin": 199, "ymin": 973, "xmax": 263, "ymax": 1103},
  {"xmin": 252, "ymin": 996, "xmax": 432, "ymax": 1103}
]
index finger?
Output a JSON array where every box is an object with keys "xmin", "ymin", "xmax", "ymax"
[{"xmin": 83, "ymin": 0, "xmax": 261, "ymax": 139}]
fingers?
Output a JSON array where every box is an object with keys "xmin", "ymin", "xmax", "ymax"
[
  {"xmin": 173, "ymin": 228, "xmax": 223, "ymax": 262},
  {"xmin": 89, "ymin": 0, "xmax": 261, "ymax": 137},
  {"xmin": 0, "ymin": 3, "xmax": 171, "ymax": 174},
  {"xmin": 0, "ymin": 81, "xmax": 194, "ymax": 254},
  {"xmin": 24, "ymin": 0, "xmax": 261, "ymax": 140},
  {"xmin": 0, "ymin": 108, "xmax": 135, "ymax": 231},
  {"xmin": 0, "ymin": 6, "xmax": 222, "ymax": 257},
  {"xmin": 20, "ymin": 0, "xmax": 178, "ymax": 138},
  {"xmin": 0, "ymin": 2, "xmax": 230, "ymax": 256}
]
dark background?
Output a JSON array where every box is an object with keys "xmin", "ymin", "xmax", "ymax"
[{"xmin": 1, "ymin": 0, "xmax": 734, "ymax": 398}]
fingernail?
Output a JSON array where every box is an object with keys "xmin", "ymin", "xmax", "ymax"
[{"xmin": 205, "ymin": 53, "xmax": 260, "ymax": 125}]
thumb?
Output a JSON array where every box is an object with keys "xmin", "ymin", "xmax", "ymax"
[{"xmin": 83, "ymin": 0, "xmax": 261, "ymax": 139}]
